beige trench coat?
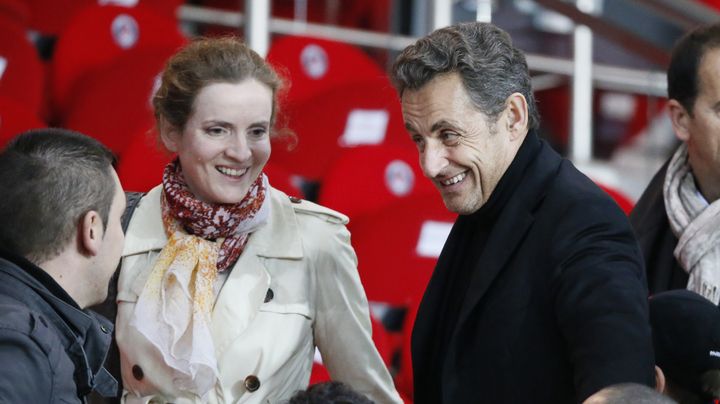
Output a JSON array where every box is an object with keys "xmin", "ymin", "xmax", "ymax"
[{"xmin": 115, "ymin": 185, "xmax": 402, "ymax": 404}]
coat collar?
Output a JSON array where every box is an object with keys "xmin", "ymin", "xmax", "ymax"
[
  {"xmin": 453, "ymin": 140, "xmax": 559, "ymax": 331},
  {"xmin": 412, "ymin": 138, "xmax": 563, "ymax": 380},
  {"xmin": 122, "ymin": 185, "xmax": 304, "ymax": 259}
]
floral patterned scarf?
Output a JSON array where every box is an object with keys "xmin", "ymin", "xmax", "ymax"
[
  {"xmin": 130, "ymin": 159, "xmax": 271, "ymax": 398},
  {"xmin": 162, "ymin": 159, "xmax": 268, "ymax": 271}
]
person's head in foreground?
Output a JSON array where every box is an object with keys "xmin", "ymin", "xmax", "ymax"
[
  {"xmin": 0, "ymin": 127, "xmax": 124, "ymax": 308},
  {"xmin": 287, "ymin": 381, "xmax": 374, "ymax": 404},
  {"xmin": 650, "ymin": 289, "xmax": 720, "ymax": 404},
  {"xmin": 583, "ymin": 383, "xmax": 677, "ymax": 404}
]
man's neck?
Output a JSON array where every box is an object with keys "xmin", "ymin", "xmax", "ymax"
[
  {"xmin": 692, "ymin": 167, "xmax": 720, "ymax": 203},
  {"xmin": 39, "ymin": 253, "xmax": 87, "ymax": 309}
]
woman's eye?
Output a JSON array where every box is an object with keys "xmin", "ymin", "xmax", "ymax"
[
  {"xmin": 206, "ymin": 127, "xmax": 228, "ymax": 136},
  {"xmin": 249, "ymin": 127, "xmax": 268, "ymax": 137}
]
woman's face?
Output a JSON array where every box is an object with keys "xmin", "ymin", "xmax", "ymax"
[{"xmin": 162, "ymin": 79, "xmax": 273, "ymax": 204}]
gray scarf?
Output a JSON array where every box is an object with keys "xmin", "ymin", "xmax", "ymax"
[{"xmin": 664, "ymin": 143, "xmax": 720, "ymax": 304}]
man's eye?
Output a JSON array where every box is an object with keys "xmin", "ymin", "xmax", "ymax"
[{"xmin": 441, "ymin": 132, "xmax": 459, "ymax": 143}]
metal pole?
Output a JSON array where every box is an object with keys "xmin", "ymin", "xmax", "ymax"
[
  {"xmin": 570, "ymin": 0, "xmax": 595, "ymax": 163},
  {"xmin": 476, "ymin": 0, "xmax": 492, "ymax": 22},
  {"xmin": 432, "ymin": 0, "xmax": 452, "ymax": 30},
  {"xmin": 245, "ymin": 0, "xmax": 270, "ymax": 57},
  {"xmin": 178, "ymin": 5, "xmax": 668, "ymax": 97}
]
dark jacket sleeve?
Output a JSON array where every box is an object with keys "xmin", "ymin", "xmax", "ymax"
[
  {"xmin": 0, "ymin": 327, "xmax": 53, "ymax": 403},
  {"xmin": 552, "ymin": 197, "xmax": 655, "ymax": 402}
]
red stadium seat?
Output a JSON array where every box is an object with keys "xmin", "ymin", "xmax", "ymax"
[
  {"xmin": 0, "ymin": 97, "xmax": 45, "ymax": 148},
  {"xmin": 26, "ymin": 0, "xmax": 184, "ymax": 36},
  {"xmin": 0, "ymin": 0, "xmax": 30, "ymax": 32},
  {"xmin": 309, "ymin": 361, "xmax": 331, "ymax": 385},
  {"xmin": 116, "ymin": 128, "xmax": 171, "ymax": 192},
  {"xmin": 0, "ymin": 25, "xmax": 45, "ymax": 115},
  {"xmin": 265, "ymin": 162, "xmax": 304, "ymax": 198},
  {"xmin": 271, "ymin": 76, "xmax": 410, "ymax": 181},
  {"xmin": 50, "ymin": 4, "xmax": 185, "ymax": 118},
  {"xmin": 318, "ymin": 145, "xmax": 434, "ymax": 220},
  {"xmin": 267, "ymin": 35, "xmax": 385, "ymax": 106},
  {"xmin": 62, "ymin": 46, "xmax": 178, "ymax": 155},
  {"xmin": 349, "ymin": 194, "xmax": 455, "ymax": 307}
]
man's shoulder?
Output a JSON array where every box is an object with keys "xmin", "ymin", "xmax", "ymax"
[
  {"xmin": 545, "ymin": 160, "xmax": 625, "ymax": 218},
  {"xmin": 0, "ymin": 302, "xmax": 78, "ymax": 403},
  {"xmin": 0, "ymin": 301, "xmax": 65, "ymax": 355}
]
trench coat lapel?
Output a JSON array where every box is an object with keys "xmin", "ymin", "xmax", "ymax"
[{"xmin": 211, "ymin": 188, "xmax": 303, "ymax": 355}]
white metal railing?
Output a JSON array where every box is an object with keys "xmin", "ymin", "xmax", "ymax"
[
  {"xmin": 571, "ymin": 0, "xmax": 597, "ymax": 163},
  {"xmin": 178, "ymin": 4, "xmax": 667, "ymax": 98}
]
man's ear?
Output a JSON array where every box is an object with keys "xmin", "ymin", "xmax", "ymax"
[
  {"xmin": 80, "ymin": 210, "xmax": 103, "ymax": 256},
  {"xmin": 668, "ymin": 99, "xmax": 691, "ymax": 142},
  {"xmin": 655, "ymin": 365, "xmax": 666, "ymax": 393},
  {"xmin": 505, "ymin": 92, "xmax": 529, "ymax": 141}
]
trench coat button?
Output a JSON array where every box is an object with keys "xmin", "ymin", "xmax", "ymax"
[
  {"xmin": 132, "ymin": 365, "xmax": 144, "ymax": 381},
  {"xmin": 264, "ymin": 288, "xmax": 274, "ymax": 303},
  {"xmin": 244, "ymin": 375, "xmax": 260, "ymax": 392},
  {"xmin": 289, "ymin": 196, "xmax": 302, "ymax": 204},
  {"xmin": 100, "ymin": 325, "xmax": 110, "ymax": 334}
]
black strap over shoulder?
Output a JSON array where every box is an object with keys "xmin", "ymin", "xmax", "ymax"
[
  {"xmin": 122, "ymin": 192, "xmax": 145, "ymax": 233},
  {"xmin": 87, "ymin": 191, "xmax": 145, "ymax": 403}
]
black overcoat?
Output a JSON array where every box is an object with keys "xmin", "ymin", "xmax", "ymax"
[
  {"xmin": 412, "ymin": 139, "xmax": 655, "ymax": 404},
  {"xmin": 629, "ymin": 159, "xmax": 688, "ymax": 293}
]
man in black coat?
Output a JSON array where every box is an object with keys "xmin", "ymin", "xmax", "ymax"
[
  {"xmin": 391, "ymin": 22, "xmax": 655, "ymax": 403},
  {"xmin": 0, "ymin": 128, "xmax": 126, "ymax": 402},
  {"xmin": 630, "ymin": 23, "xmax": 720, "ymax": 302}
]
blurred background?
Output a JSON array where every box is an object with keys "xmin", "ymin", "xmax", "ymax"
[{"xmin": 0, "ymin": 0, "xmax": 716, "ymax": 401}]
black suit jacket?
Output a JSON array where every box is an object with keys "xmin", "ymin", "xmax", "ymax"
[{"xmin": 412, "ymin": 140, "xmax": 655, "ymax": 403}]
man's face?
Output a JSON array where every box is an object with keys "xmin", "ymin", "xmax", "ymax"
[
  {"xmin": 401, "ymin": 73, "xmax": 522, "ymax": 215},
  {"xmin": 682, "ymin": 47, "xmax": 720, "ymax": 188},
  {"xmin": 89, "ymin": 170, "xmax": 126, "ymax": 306}
]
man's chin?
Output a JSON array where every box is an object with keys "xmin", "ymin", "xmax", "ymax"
[{"xmin": 441, "ymin": 195, "xmax": 481, "ymax": 215}]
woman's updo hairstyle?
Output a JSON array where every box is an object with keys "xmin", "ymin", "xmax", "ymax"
[{"xmin": 153, "ymin": 36, "xmax": 284, "ymax": 135}]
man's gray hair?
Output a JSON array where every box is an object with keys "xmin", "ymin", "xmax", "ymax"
[{"xmin": 391, "ymin": 22, "xmax": 540, "ymax": 131}]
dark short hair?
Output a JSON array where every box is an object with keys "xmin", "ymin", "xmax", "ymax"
[
  {"xmin": 667, "ymin": 23, "xmax": 720, "ymax": 115},
  {"xmin": 153, "ymin": 36, "xmax": 284, "ymax": 137},
  {"xmin": 391, "ymin": 22, "xmax": 540, "ymax": 131},
  {"xmin": 587, "ymin": 383, "xmax": 676, "ymax": 404},
  {"xmin": 287, "ymin": 381, "xmax": 374, "ymax": 404},
  {"xmin": 650, "ymin": 289, "xmax": 720, "ymax": 401},
  {"xmin": 0, "ymin": 128, "xmax": 116, "ymax": 264}
]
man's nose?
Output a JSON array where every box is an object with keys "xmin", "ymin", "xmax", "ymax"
[{"xmin": 420, "ymin": 143, "xmax": 448, "ymax": 178}]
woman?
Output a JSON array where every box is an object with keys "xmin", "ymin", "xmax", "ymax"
[{"xmin": 114, "ymin": 37, "xmax": 401, "ymax": 404}]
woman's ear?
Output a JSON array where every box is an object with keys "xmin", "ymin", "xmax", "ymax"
[
  {"xmin": 158, "ymin": 117, "xmax": 181, "ymax": 153},
  {"xmin": 505, "ymin": 92, "xmax": 529, "ymax": 141}
]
